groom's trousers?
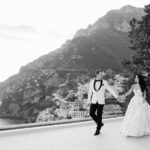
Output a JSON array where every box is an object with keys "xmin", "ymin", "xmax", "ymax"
[{"xmin": 90, "ymin": 103, "xmax": 104, "ymax": 131}]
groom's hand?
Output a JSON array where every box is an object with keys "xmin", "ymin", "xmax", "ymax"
[
  {"xmin": 85, "ymin": 104, "xmax": 90, "ymax": 112},
  {"xmin": 117, "ymin": 96, "xmax": 125, "ymax": 103},
  {"xmin": 86, "ymin": 101, "xmax": 91, "ymax": 109}
]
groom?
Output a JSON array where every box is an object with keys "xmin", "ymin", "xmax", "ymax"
[{"xmin": 87, "ymin": 69, "xmax": 119, "ymax": 135}]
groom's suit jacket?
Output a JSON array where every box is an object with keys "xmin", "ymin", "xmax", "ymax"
[{"xmin": 88, "ymin": 79, "xmax": 118, "ymax": 104}]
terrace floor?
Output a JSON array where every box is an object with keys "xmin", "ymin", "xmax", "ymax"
[{"xmin": 0, "ymin": 117, "xmax": 150, "ymax": 150}]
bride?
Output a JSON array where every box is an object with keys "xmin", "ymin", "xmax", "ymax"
[{"xmin": 120, "ymin": 74, "xmax": 150, "ymax": 137}]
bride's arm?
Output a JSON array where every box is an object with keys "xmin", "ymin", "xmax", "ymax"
[
  {"xmin": 143, "ymin": 90, "xmax": 147, "ymax": 103},
  {"xmin": 122, "ymin": 85, "xmax": 134, "ymax": 98}
]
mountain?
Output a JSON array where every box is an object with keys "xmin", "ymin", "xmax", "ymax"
[
  {"xmin": 75, "ymin": 5, "xmax": 144, "ymax": 61},
  {"xmin": 75, "ymin": 5, "xmax": 144, "ymax": 36},
  {"xmin": 0, "ymin": 5, "xmax": 145, "ymax": 122},
  {"xmin": 18, "ymin": 5, "xmax": 144, "ymax": 73}
]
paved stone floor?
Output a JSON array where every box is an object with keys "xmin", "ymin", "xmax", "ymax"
[{"xmin": 0, "ymin": 117, "xmax": 150, "ymax": 150}]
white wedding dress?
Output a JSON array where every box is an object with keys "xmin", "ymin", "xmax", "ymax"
[{"xmin": 121, "ymin": 88, "xmax": 150, "ymax": 137}]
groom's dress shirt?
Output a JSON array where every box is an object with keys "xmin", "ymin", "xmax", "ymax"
[{"xmin": 87, "ymin": 79, "xmax": 118, "ymax": 104}]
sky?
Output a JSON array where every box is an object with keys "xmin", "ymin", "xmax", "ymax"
[{"xmin": 0, "ymin": 0, "xmax": 149, "ymax": 82}]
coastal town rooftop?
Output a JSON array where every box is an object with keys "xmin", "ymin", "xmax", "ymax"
[{"xmin": 0, "ymin": 117, "xmax": 149, "ymax": 150}]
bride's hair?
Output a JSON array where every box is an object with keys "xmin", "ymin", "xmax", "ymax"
[{"xmin": 137, "ymin": 74, "xmax": 148, "ymax": 95}]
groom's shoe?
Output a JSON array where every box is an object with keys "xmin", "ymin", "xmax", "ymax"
[
  {"xmin": 94, "ymin": 130, "xmax": 100, "ymax": 136},
  {"xmin": 101, "ymin": 123, "xmax": 104, "ymax": 127}
]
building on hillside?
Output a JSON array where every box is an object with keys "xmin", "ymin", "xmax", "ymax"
[{"xmin": 63, "ymin": 99, "xmax": 88, "ymax": 118}]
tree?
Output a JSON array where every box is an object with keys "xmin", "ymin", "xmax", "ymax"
[
  {"xmin": 121, "ymin": 4, "xmax": 150, "ymax": 110},
  {"xmin": 122, "ymin": 4, "xmax": 150, "ymax": 75}
]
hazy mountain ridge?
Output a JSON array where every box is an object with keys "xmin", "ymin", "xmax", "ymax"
[{"xmin": 0, "ymin": 24, "xmax": 71, "ymax": 41}]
